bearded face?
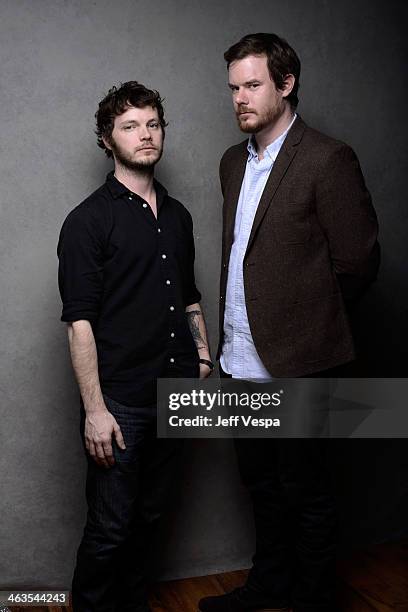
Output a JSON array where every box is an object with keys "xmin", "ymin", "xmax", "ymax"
[
  {"xmin": 228, "ymin": 54, "xmax": 287, "ymax": 135},
  {"xmin": 106, "ymin": 105, "xmax": 164, "ymax": 172}
]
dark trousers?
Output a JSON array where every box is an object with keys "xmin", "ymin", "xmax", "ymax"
[
  {"xmin": 221, "ymin": 368, "xmax": 337, "ymax": 612},
  {"xmin": 72, "ymin": 394, "xmax": 183, "ymax": 612}
]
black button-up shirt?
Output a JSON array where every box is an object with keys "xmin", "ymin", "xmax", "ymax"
[{"xmin": 57, "ymin": 172, "xmax": 201, "ymax": 406}]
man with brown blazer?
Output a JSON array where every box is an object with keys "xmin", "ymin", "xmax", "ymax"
[{"xmin": 198, "ymin": 34, "xmax": 379, "ymax": 612}]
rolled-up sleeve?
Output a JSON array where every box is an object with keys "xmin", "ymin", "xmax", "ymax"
[
  {"xmin": 183, "ymin": 213, "xmax": 202, "ymax": 307},
  {"xmin": 57, "ymin": 207, "xmax": 104, "ymax": 323}
]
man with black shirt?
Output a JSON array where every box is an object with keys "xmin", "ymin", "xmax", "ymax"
[{"xmin": 58, "ymin": 81, "xmax": 212, "ymax": 612}]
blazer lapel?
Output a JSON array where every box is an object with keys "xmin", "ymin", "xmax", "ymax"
[
  {"xmin": 223, "ymin": 143, "xmax": 248, "ymax": 257},
  {"xmin": 245, "ymin": 116, "xmax": 307, "ymax": 255}
]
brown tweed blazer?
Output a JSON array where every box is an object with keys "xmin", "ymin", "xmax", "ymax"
[{"xmin": 217, "ymin": 115, "xmax": 380, "ymax": 376}]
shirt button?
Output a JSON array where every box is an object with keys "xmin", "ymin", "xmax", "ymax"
[
  {"xmin": 170, "ymin": 332, "xmax": 175, "ymax": 338},
  {"xmin": 170, "ymin": 358, "xmax": 175, "ymax": 363},
  {"xmin": 162, "ymin": 254, "xmax": 167, "ymax": 259},
  {"xmin": 128, "ymin": 196, "xmax": 133, "ymax": 200},
  {"xmin": 142, "ymin": 203, "xmax": 148, "ymax": 208},
  {"xmin": 166, "ymin": 280, "xmax": 171, "ymax": 285},
  {"xmin": 170, "ymin": 306, "xmax": 175, "ymax": 311},
  {"xmin": 158, "ymin": 228, "xmax": 161, "ymax": 233}
]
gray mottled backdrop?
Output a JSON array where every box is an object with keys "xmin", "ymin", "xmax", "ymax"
[{"xmin": 1, "ymin": 0, "xmax": 407, "ymax": 589}]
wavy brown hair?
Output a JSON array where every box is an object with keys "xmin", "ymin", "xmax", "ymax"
[{"xmin": 95, "ymin": 81, "xmax": 168, "ymax": 158}]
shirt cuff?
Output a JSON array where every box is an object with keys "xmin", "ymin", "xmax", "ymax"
[
  {"xmin": 61, "ymin": 301, "xmax": 99, "ymax": 323},
  {"xmin": 184, "ymin": 288, "xmax": 202, "ymax": 308}
]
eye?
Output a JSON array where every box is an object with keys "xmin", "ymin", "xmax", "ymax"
[
  {"xmin": 148, "ymin": 122, "xmax": 159, "ymax": 129},
  {"xmin": 249, "ymin": 83, "xmax": 260, "ymax": 89},
  {"xmin": 123, "ymin": 125, "xmax": 135, "ymax": 131}
]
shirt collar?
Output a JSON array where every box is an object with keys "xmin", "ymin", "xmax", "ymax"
[
  {"xmin": 106, "ymin": 171, "xmax": 129, "ymax": 199},
  {"xmin": 105, "ymin": 171, "xmax": 168, "ymax": 209},
  {"xmin": 247, "ymin": 112, "xmax": 297, "ymax": 162}
]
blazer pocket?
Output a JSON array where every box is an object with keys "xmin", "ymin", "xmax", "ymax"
[{"xmin": 272, "ymin": 201, "xmax": 311, "ymax": 244}]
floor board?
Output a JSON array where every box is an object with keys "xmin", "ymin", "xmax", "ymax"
[{"xmin": 6, "ymin": 540, "xmax": 408, "ymax": 611}]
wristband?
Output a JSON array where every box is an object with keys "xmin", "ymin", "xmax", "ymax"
[{"xmin": 199, "ymin": 359, "xmax": 214, "ymax": 370}]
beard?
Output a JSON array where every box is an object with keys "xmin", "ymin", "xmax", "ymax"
[
  {"xmin": 236, "ymin": 103, "xmax": 283, "ymax": 134},
  {"xmin": 110, "ymin": 140, "xmax": 163, "ymax": 172}
]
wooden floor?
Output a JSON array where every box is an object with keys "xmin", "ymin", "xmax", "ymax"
[
  {"xmin": 6, "ymin": 540, "xmax": 408, "ymax": 611},
  {"xmin": 336, "ymin": 539, "xmax": 408, "ymax": 611}
]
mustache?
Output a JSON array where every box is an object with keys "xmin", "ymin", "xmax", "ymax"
[
  {"xmin": 135, "ymin": 145, "xmax": 158, "ymax": 152},
  {"xmin": 236, "ymin": 108, "xmax": 257, "ymax": 115}
]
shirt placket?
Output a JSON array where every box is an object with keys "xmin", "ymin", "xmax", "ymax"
[
  {"xmin": 158, "ymin": 214, "xmax": 180, "ymax": 369},
  {"xmin": 130, "ymin": 191, "xmax": 178, "ymax": 368},
  {"xmin": 231, "ymin": 163, "xmax": 255, "ymax": 377},
  {"xmin": 229, "ymin": 170, "xmax": 247, "ymax": 377},
  {"xmin": 238, "ymin": 160, "xmax": 270, "ymax": 377}
]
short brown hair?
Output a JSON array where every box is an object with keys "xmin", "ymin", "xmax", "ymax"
[
  {"xmin": 95, "ymin": 81, "xmax": 168, "ymax": 158},
  {"xmin": 224, "ymin": 33, "xmax": 301, "ymax": 109}
]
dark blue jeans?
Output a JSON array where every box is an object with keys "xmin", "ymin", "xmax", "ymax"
[
  {"xmin": 220, "ymin": 367, "xmax": 337, "ymax": 612},
  {"xmin": 233, "ymin": 437, "xmax": 336, "ymax": 612},
  {"xmin": 72, "ymin": 395, "xmax": 184, "ymax": 612}
]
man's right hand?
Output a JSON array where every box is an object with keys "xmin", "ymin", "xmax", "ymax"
[{"xmin": 84, "ymin": 408, "xmax": 126, "ymax": 468}]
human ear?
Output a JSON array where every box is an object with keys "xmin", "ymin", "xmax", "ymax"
[
  {"xmin": 102, "ymin": 135, "xmax": 112, "ymax": 151},
  {"xmin": 281, "ymin": 74, "xmax": 295, "ymax": 98}
]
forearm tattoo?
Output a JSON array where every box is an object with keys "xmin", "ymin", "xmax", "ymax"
[{"xmin": 186, "ymin": 310, "xmax": 207, "ymax": 350}]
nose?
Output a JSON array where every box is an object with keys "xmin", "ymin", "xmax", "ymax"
[
  {"xmin": 234, "ymin": 87, "xmax": 248, "ymax": 106},
  {"xmin": 139, "ymin": 126, "xmax": 152, "ymax": 141}
]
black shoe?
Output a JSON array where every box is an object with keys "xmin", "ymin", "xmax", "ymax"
[{"xmin": 198, "ymin": 586, "xmax": 290, "ymax": 611}]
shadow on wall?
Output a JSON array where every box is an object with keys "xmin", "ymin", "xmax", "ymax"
[
  {"xmin": 332, "ymin": 439, "xmax": 408, "ymax": 549},
  {"xmin": 147, "ymin": 438, "xmax": 408, "ymax": 581}
]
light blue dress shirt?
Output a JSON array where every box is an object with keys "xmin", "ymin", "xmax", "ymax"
[{"xmin": 220, "ymin": 114, "xmax": 297, "ymax": 379}]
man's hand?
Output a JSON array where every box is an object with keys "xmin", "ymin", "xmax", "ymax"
[
  {"xmin": 66, "ymin": 320, "xmax": 126, "ymax": 469},
  {"xmin": 84, "ymin": 408, "xmax": 126, "ymax": 469},
  {"xmin": 199, "ymin": 363, "xmax": 212, "ymax": 379}
]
